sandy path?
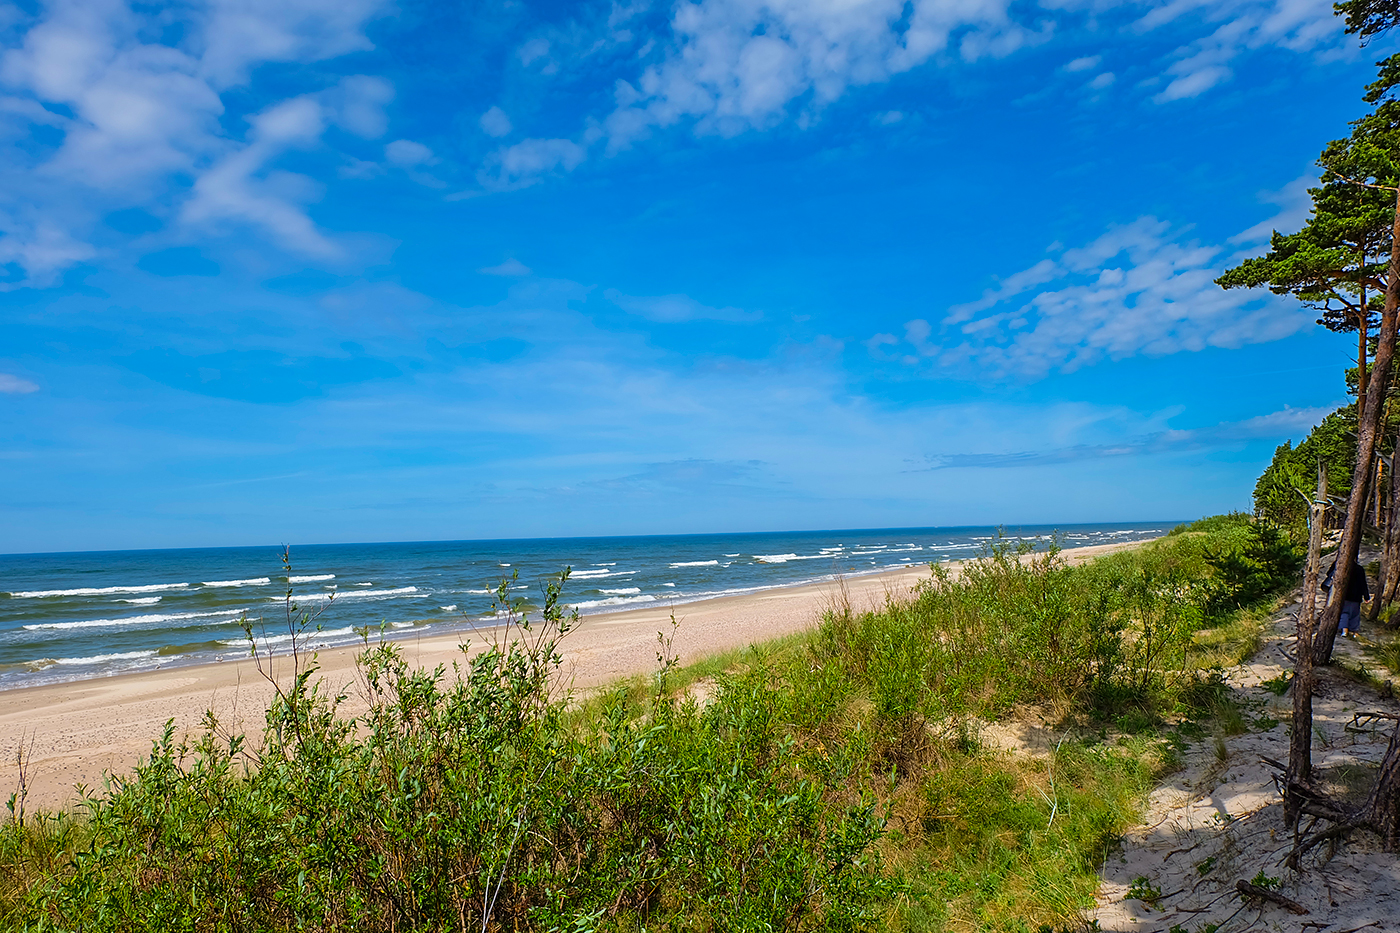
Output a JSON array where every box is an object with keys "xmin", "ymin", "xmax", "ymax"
[
  {"xmin": 1092, "ymin": 590, "xmax": 1400, "ymax": 931},
  {"xmin": 0, "ymin": 540, "xmax": 1145, "ymax": 813}
]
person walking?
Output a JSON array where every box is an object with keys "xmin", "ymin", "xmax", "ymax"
[{"xmin": 1324, "ymin": 558, "xmax": 1371, "ymax": 640}]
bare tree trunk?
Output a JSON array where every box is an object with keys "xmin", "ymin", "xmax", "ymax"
[
  {"xmin": 1317, "ymin": 189, "xmax": 1400, "ymax": 665},
  {"xmin": 1360, "ymin": 283, "xmax": 1369, "ymax": 424},
  {"xmin": 1363, "ymin": 721, "xmax": 1400, "ymax": 851},
  {"xmin": 1287, "ymin": 463, "xmax": 1328, "ymax": 821},
  {"xmin": 1379, "ymin": 443, "xmax": 1400, "ymax": 626}
]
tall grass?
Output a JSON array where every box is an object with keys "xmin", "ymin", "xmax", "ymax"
[{"xmin": 0, "ymin": 516, "xmax": 1296, "ymax": 932}]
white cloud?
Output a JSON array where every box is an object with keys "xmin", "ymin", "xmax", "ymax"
[
  {"xmin": 0, "ymin": 218, "xmax": 97, "ymax": 288},
  {"xmin": 479, "ymin": 105, "xmax": 513, "ymax": 137},
  {"xmin": 1142, "ymin": 0, "xmax": 1342, "ymax": 103},
  {"xmin": 603, "ymin": 0, "xmax": 1050, "ymax": 152},
  {"xmin": 0, "ymin": 0, "xmax": 390, "ymax": 285},
  {"xmin": 604, "ymin": 288, "xmax": 762, "ymax": 323},
  {"xmin": 1229, "ymin": 172, "xmax": 1315, "ymax": 245},
  {"xmin": 0, "ymin": 373, "xmax": 40, "ymax": 394},
  {"xmin": 327, "ymin": 75, "xmax": 393, "ymax": 138},
  {"xmin": 181, "ymin": 95, "xmax": 338, "ymax": 257},
  {"xmin": 197, "ymin": 0, "xmax": 389, "ymax": 87},
  {"xmin": 875, "ymin": 109, "xmax": 904, "ymax": 124},
  {"xmin": 385, "ymin": 139, "xmax": 435, "ymax": 167},
  {"xmin": 1087, "ymin": 71, "xmax": 1115, "ymax": 89},
  {"xmin": 917, "ymin": 403, "xmax": 1333, "ymax": 468},
  {"xmin": 880, "ymin": 215, "xmax": 1310, "ymax": 378},
  {"xmin": 479, "ymin": 258, "xmax": 532, "ymax": 276},
  {"xmin": 479, "ymin": 137, "xmax": 587, "ymax": 190},
  {"xmin": 1065, "ymin": 54, "xmax": 1101, "ymax": 71}
]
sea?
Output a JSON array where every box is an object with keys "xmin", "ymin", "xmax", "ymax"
[{"xmin": 0, "ymin": 523, "xmax": 1175, "ymax": 691}]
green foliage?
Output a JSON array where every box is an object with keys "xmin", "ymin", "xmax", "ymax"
[
  {"xmin": 0, "ymin": 517, "xmax": 1293, "ymax": 932},
  {"xmin": 1252, "ymin": 406, "xmax": 1357, "ymax": 540},
  {"xmin": 1125, "ymin": 876, "xmax": 1162, "ymax": 905}
]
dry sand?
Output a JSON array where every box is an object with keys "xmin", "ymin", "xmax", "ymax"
[
  {"xmin": 0, "ymin": 540, "xmax": 1145, "ymax": 812},
  {"xmin": 1092, "ymin": 590, "xmax": 1400, "ymax": 931}
]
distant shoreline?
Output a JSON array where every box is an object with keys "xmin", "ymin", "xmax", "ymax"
[{"xmin": 0, "ymin": 537, "xmax": 1155, "ymax": 811}]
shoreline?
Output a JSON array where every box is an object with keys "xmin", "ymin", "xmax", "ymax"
[{"xmin": 0, "ymin": 539, "xmax": 1151, "ymax": 811}]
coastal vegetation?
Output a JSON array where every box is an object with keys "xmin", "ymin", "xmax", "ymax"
[{"xmin": 0, "ymin": 516, "xmax": 1299, "ymax": 931}]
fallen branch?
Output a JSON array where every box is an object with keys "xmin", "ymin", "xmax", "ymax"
[{"xmin": 1235, "ymin": 879, "xmax": 1309, "ymax": 915}]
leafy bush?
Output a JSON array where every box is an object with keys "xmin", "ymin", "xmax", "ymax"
[{"xmin": 0, "ymin": 517, "xmax": 1293, "ymax": 931}]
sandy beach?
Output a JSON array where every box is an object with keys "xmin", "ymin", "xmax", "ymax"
[{"xmin": 0, "ymin": 540, "xmax": 1148, "ymax": 811}]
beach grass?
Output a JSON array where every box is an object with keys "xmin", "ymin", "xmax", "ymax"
[{"xmin": 0, "ymin": 515, "xmax": 1295, "ymax": 931}]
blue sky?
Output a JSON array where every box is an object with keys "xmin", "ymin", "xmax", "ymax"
[{"xmin": 0, "ymin": 0, "xmax": 1386, "ymax": 552}]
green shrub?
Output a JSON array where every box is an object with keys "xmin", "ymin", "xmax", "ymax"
[{"xmin": 0, "ymin": 516, "xmax": 1291, "ymax": 931}]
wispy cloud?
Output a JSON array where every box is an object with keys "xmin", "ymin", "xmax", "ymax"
[
  {"xmin": 604, "ymin": 288, "xmax": 762, "ymax": 323},
  {"xmin": 0, "ymin": 0, "xmax": 391, "ymax": 283},
  {"xmin": 916, "ymin": 404, "xmax": 1332, "ymax": 469},
  {"xmin": 479, "ymin": 258, "xmax": 532, "ymax": 277},
  {"xmin": 0, "ymin": 373, "xmax": 40, "ymax": 394},
  {"xmin": 873, "ymin": 215, "xmax": 1309, "ymax": 378}
]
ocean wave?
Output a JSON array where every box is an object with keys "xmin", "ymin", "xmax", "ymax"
[
  {"xmin": 119, "ymin": 596, "xmax": 162, "ymax": 605},
  {"xmin": 600, "ymin": 587, "xmax": 641, "ymax": 595},
  {"xmin": 202, "ymin": 577, "xmax": 271, "ymax": 587},
  {"xmin": 24, "ymin": 608, "xmax": 247, "ymax": 632},
  {"xmin": 571, "ymin": 594, "xmax": 658, "ymax": 610},
  {"xmin": 467, "ymin": 588, "xmax": 493, "ymax": 595},
  {"xmin": 440, "ymin": 605, "xmax": 458, "ymax": 612},
  {"xmin": 670, "ymin": 560, "xmax": 718, "ymax": 568},
  {"xmin": 754, "ymin": 553, "xmax": 829, "ymax": 564},
  {"xmin": 52, "ymin": 650, "xmax": 159, "ymax": 667},
  {"xmin": 8, "ymin": 582, "xmax": 189, "ymax": 598},
  {"xmin": 570, "ymin": 569, "xmax": 636, "ymax": 579},
  {"xmin": 287, "ymin": 574, "xmax": 335, "ymax": 583},
  {"xmin": 225, "ymin": 626, "xmax": 358, "ymax": 648},
  {"xmin": 281, "ymin": 586, "xmax": 420, "ymax": 603},
  {"xmin": 724, "ymin": 553, "xmax": 740, "ymax": 557}
]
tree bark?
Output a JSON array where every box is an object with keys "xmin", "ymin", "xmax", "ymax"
[
  {"xmin": 1360, "ymin": 302, "xmax": 1370, "ymax": 428},
  {"xmin": 1316, "ymin": 188, "xmax": 1400, "ymax": 666},
  {"xmin": 1288, "ymin": 462, "xmax": 1328, "ymax": 820},
  {"xmin": 1379, "ymin": 443, "xmax": 1400, "ymax": 624},
  {"xmin": 1363, "ymin": 720, "xmax": 1400, "ymax": 851}
]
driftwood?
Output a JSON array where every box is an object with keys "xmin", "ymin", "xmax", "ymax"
[{"xmin": 1235, "ymin": 879, "xmax": 1309, "ymax": 914}]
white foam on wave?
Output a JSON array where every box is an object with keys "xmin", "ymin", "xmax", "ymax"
[
  {"xmin": 9, "ymin": 582, "xmax": 189, "ymax": 599},
  {"xmin": 119, "ymin": 596, "xmax": 162, "ymax": 605},
  {"xmin": 440, "ymin": 605, "xmax": 458, "ymax": 612},
  {"xmin": 571, "ymin": 594, "xmax": 658, "ymax": 610},
  {"xmin": 203, "ymin": 577, "xmax": 270, "ymax": 587},
  {"xmin": 570, "ymin": 569, "xmax": 636, "ymax": 579},
  {"xmin": 724, "ymin": 554, "xmax": 740, "ymax": 557},
  {"xmin": 224, "ymin": 626, "xmax": 357, "ymax": 647},
  {"xmin": 50, "ymin": 650, "xmax": 158, "ymax": 664},
  {"xmin": 671, "ymin": 560, "xmax": 719, "ymax": 568},
  {"xmin": 754, "ymin": 553, "xmax": 828, "ymax": 564},
  {"xmin": 24, "ymin": 608, "xmax": 246, "ymax": 632},
  {"xmin": 467, "ymin": 588, "xmax": 493, "ymax": 595},
  {"xmin": 280, "ymin": 586, "xmax": 419, "ymax": 604},
  {"xmin": 288, "ymin": 574, "xmax": 335, "ymax": 583},
  {"xmin": 600, "ymin": 587, "xmax": 641, "ymax": 595},
  {"xmin": 663, "ymin": 582, "xmax": 675, "ymax": 587}
]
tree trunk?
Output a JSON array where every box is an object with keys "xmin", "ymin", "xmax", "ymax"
[
  {"xmin": 1316, "ymin": 188, "xmax": 1400, "ymax": 666},
  {"xmin": 1288, "ymin": 462, "xmax": 1328, "ymax": 821},
  {"xmin": 1362, "ymin": 719, "xmax": 1400, "ymax": 850},
  {"xmin": 1360, "ymin": 308, "xmax": 1370, "ymax": 432},
  {"xmin": 1380, "ymin": 444, "xmax": 1400, "ymax": 625}
]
